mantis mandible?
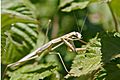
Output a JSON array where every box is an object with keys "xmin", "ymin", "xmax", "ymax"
[{"xmin": 7, "ymin": 31, "xmax": 86, "ymax": 73}]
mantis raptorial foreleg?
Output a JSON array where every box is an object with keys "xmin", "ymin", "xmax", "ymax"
[{"xmin": 62, "ymin": 38, "xmax": 76, "ymax": 52}]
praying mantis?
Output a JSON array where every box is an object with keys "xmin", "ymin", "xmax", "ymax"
[{"xmin": 7, "ymin": 31, "xmax": 87, "ymax": 73}]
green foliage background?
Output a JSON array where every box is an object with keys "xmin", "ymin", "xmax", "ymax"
[{"xmin": 1, "ymin": 0, "xmax": 120, "ymax": 80}]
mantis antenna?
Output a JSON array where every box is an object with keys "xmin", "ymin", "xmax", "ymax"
[
  {"xmin": 73, "ymin": 11, "xmax": 88, "ymax": 34},
  {"xmin": 73, "ymin": 11, "xmax": 80, "ymax": 32},
  {"xmin": 73, "ymin": 11, "xmax": 88, "ymax": 45},
  {"xmin": 80, "ymin": 11, "xmax": 88, "ymax": 33}
]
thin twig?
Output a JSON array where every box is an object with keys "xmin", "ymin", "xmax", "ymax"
[
  {"xmin": 43, "ymin": 19, "xmax": 51, "ymax": 44},
  {"xmin": 107, "ymin": 2, "xmax": 119, "ymax": 32}
]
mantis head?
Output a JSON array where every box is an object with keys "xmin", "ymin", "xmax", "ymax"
[
  {"xmin": 70, "ymin": 32, "xmax": 82, "ymax": 40},
  {"xmin": 75, "ymin": 32, "xmax": 82, "ymax": 39}
]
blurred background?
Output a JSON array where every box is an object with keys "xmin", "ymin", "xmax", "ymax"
[{"xmin": 1, "ymin": 0, "xmax": 120, "ymax": 80}]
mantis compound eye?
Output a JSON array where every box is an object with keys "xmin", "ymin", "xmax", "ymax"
[{"xmin": 75, "ymin": 32, "xmax": 82, "ymax": 39}]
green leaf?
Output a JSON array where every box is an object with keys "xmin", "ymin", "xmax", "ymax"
[
  {"xmin": 21, "ymin": 0, "xmax": 36, "ymax": 18},
  {"xmin": 2, "ymin": 37, "xmax": 25, "ymax": 64},
  {"xmin": 2, "ymin": 0, "xmax": 37, "ymax": 32},
  {"xmin": 1, "ymin": 10, "xmax": 37, "ymax": 29},
  {"xmin": 104, "ymin": 62, "xmax": 120, "ymax": 80},
  {"xmin": 114, "ymin": 32, "xmax": 120, "ymax": 37},
  {"xmin": 1, "ymin": 0, "xmax": 22, "ymax": 9},
  {"xmin": 65, "ymin": 36, "xmax": 102, "ymax": 79},
  {"xmin": 7, "ymin": 63, "xmax": 59, "ymax": 80},
  {"xmin": 59, "ymin": 0, "xmax": 74, "ymax": 8},
  {"xmin": 11, "ymin": 27, "xmax": 35, "ymax": 47},
  {"xmin": 98, "ymin": 32, "xmax": 120, "ymax": 80},
  {"xmin": 95, "ymin": 60, "xmax": 120, "ymax": 80},
  {"xmin": 61, "ymin": 1, "xmax": 89, "ymax": 12},
  {"xmin": 1, "ymin": 23, "xmax": 38, "ymax": 64},
  {"xmin": 15, "ymin": 23, "xmax": 37, "ymax": 37},
  {"xmin": 1, "ymin": 0, "xmax": 39, "ymax": 65},
  {"xmin": 94, "ymin": 32, "xmax": 120, "ymax": 80},
  {"xmin": 110, "ymin": 0, "xmax": 120, "ymax": 17},
  {"xmin": 101, "ymin": 32, "xmax": 120, "ymax": 63}
]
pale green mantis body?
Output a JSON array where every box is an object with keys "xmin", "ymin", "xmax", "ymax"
[{"xmin": 7, "ymin": 31, "xmax": 86, "ymax": 73}]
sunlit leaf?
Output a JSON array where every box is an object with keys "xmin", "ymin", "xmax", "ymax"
[
  {"xmin": 1, "ymin": 0, "xmax": 22, "ymax": 9},
  {"xmin": 1, "ymin": 10, "xmax": 37, "ymax": 29},
  {"xmin": 110, "ymin": 0, "xmax": 120, "ymax": 17},
  {"xmin": 21, "ymin": 0, "xmax": 38, "ymax": 18},
  {"xmin": 65, "ymin": 36, "xmax": 102, "ymax": 79},
  {"xmin": 61, "ymin": 1, "xmax": 89, "ymax": 12},
  {"xmin": 59, "ymin": 0, "xmax": 74, "ymax": 8}
]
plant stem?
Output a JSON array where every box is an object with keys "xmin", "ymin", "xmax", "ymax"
[{"xmin": 107, "ymin": 2, "xmax": 119, "ymax": 32}]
